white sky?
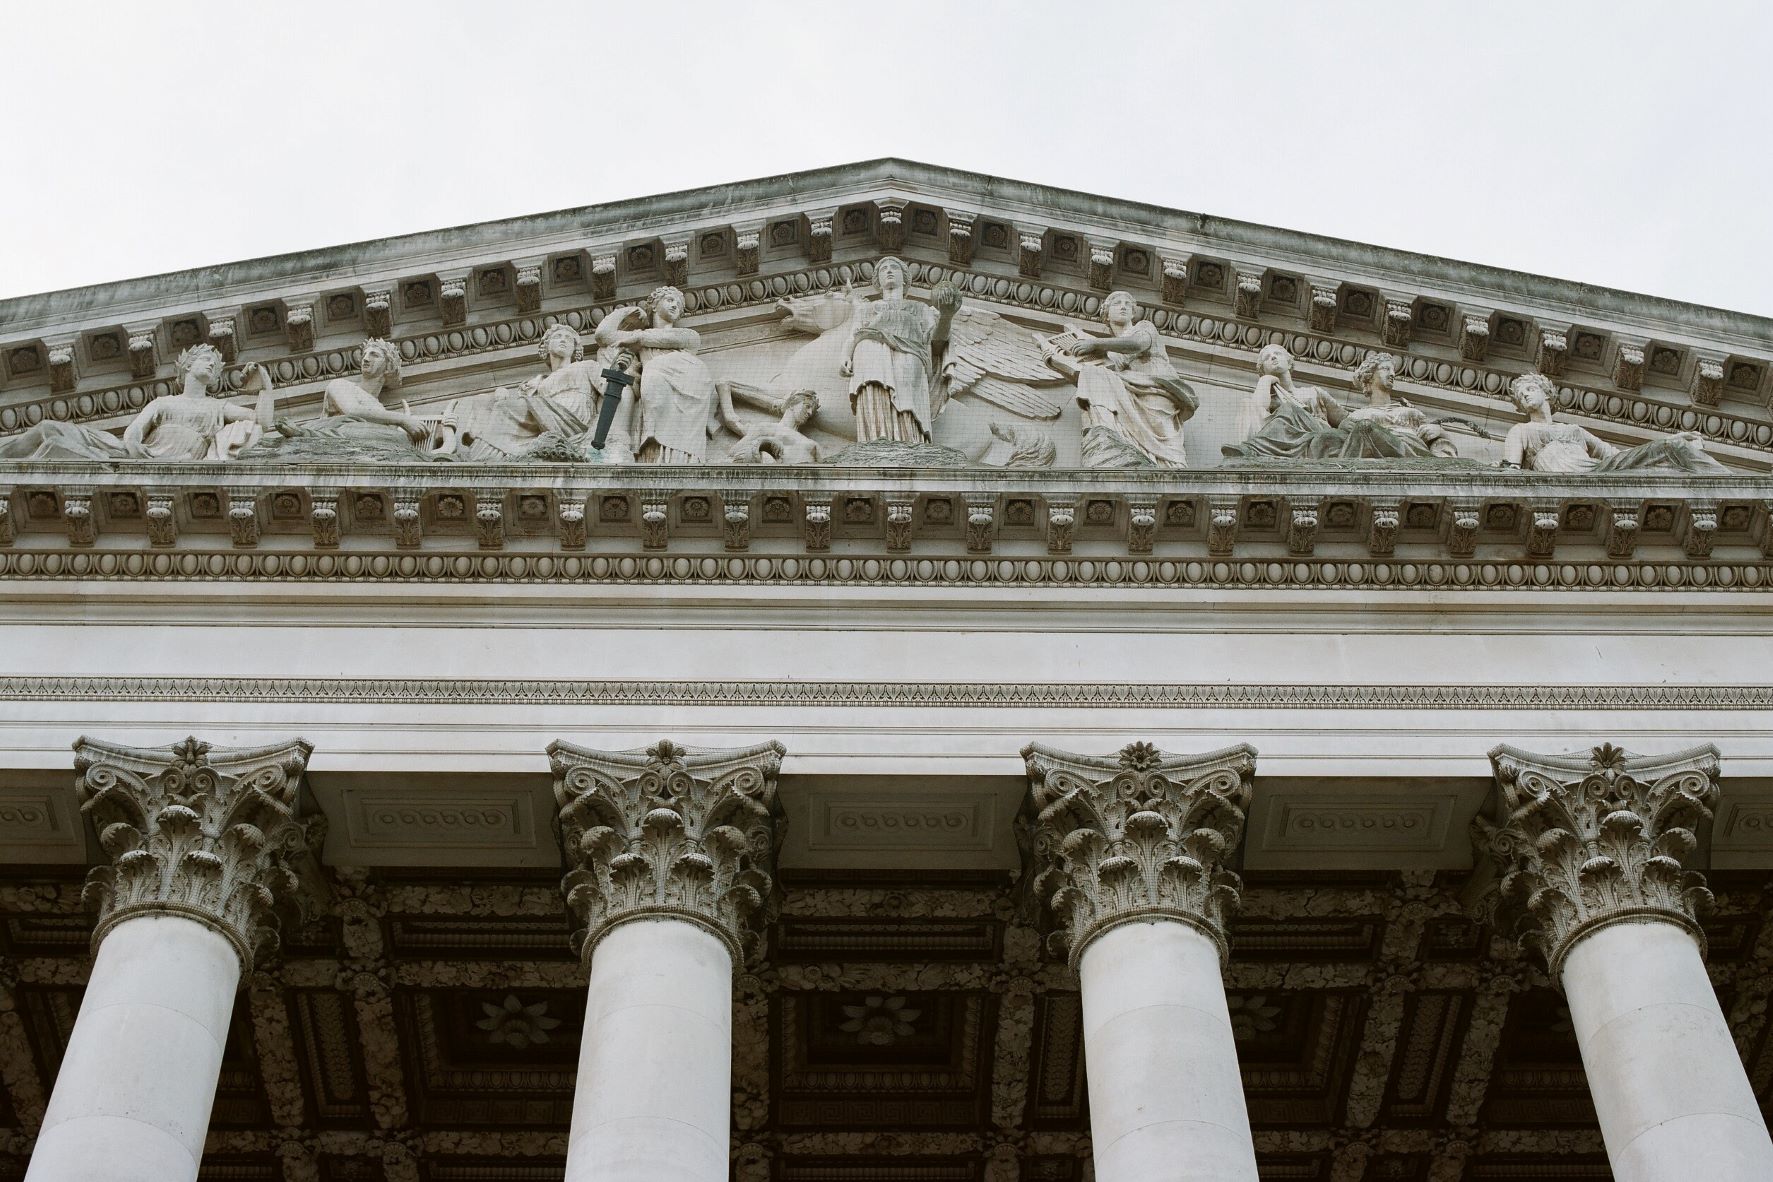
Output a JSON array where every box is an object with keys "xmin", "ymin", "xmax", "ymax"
[{"xmin": 2, "ymin": 0, "xmax": 1771, "ymax": 318}]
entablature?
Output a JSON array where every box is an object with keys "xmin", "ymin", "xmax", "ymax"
[{"xmin": 1, "ymin": 464, "xmax": 1770, "ymax": 590}]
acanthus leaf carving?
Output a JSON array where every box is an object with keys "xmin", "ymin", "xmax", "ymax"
[
  {"xmin": 75, "ymin": 734, "xmax": 321, "ymax": 970},
  {"xmin": 310, "ymin": 492, "xmax": 340, "ymax": 549},
  {"xmin": 885, "ymin": 500, "xmax": 913, "ymax": 552},
  {"xmin": 965, "ymin": 495, "xmax": 994, "ymax": 554},
  {"xmin": 590, "ymin": 255, "xmax": 618, "ymax": 301},
  {"xmin": 1126, "ymin": 498, "xmax": 1156, "ymax": 554},
  {"xmin": 722, "ymin": 490, "xmax": 751, "ymax": 551},
  {"xmin": 514, "ymin": 265, "xmax": 543, "ymax": 315},
  {"xmin": 145, "ymin": 493, "xmax": 176, "ymax": 547},
  {"xmin": 1607, "ymin": 506, "xmax": 1639, "ymax": 558},
  {"xmin": 284, "ymin": 302, "xmax": 315, "ymax": 353},
  {"xmin": 1233, "ymin": 269, "xmax": 1263, "ymax": 321},
  {"xmin": 1367, "ymin": 502, "xmax": 1399, "ymax": 556},
  {"xmin": 228, "ymin": 489, "xmax": 261, "ymax": 547},
  {"xmin": 640, "ymin": 499, "xmax": 668, "ymax": 550},
  {"xmin": 1160, "ymin": 254, "xmax": 1189, "ymax": 305},
  {"xmin": 1045, "ymin": 500, "xmax": 1074, "ymax": 555},
  {"xmin": 392, "ymin": 496, "xmax": 421, "ymax": 548},
  {"xmin": 364, "ymin": 290, "xmax": 393, "ymax": 338},
  {"xmin": 1022, "ymin": 740, "xmax": 1257, "ymax": 964},
  {"xmin": 802, "ymin": 495, "xmax": 832, "ymax": 552},
  {"xmin": 1288, "ymin": 502, "xmax": 1318, "ymax": 556},
  {"xmin": 1684, "ymin": 501, "xmax": 1717, "ymax": 559},
  {"xmin": 62, "ymin": 491, "xmax": 94, "ymax": 546},
  {"xmin": 1308, "ymin": 282, "xmax": 1339, "ymax": 333},
  {"xmin": 557, "ymin": 499, "xmax": 586, "ymax": 550},
  {"xmin": 945, "ymin": 210, "xmax": 975, "ymax": 266},
  {"xmin": 1207, "ymin": 498, "xmax": 1239, "ymax": 556},
  {"xmin": 550, "ymin": 737, "xmax": 785, "ymax": 963},
  {"xmin": 1471, "ymin": 742, "xmax": 1720, "ymax": 979}
]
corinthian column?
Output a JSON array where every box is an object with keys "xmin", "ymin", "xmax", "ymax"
[
  {"xmin": 1475, "ymin": 743, "xmax": 1773, "ymax": 1181},
  {"xmin": 26, "ymin": 736, "xmax": 318, "ymax": 1182},
  {"xmin": 1023, "ymin": 740, "xmax": 1260, "ymax": 1182},
  {"xmin": 550, "ymin": 738, "xmax": 784, "ymax": 1182}
]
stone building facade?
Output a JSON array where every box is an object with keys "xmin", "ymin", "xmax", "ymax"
[{"xmin": 0, "ymin": 160, "xmax": 1770, "ymax": 1181}]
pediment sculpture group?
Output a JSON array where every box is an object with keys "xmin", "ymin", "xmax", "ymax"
[{"xmin": 0, "ymin": 257, "xmax": 1727, "ymax": 476}]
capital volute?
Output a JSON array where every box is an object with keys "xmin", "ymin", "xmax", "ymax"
[
  {"xmin": 1022, "ymin": 740, "xmax": 1256, "ymax": 966},
  {"xmin": 1472, "ymin": 742, "xmax": 1720, "ymax": 981},
  {"xmin": 550, "ymin": 737, "xmax": 785, "ymax": 966},
  {"xmin": 74, "ymin": 735, "xmax": 322, "ymax": 972}
]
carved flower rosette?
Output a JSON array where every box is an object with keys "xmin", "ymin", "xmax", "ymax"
[
  {"xmin": 550, "ymin": 738, "xmax": 785, "ymax": 965},
  {"xmin": 1022, "ymin": 741, "xmax": 1256, "ymax": 965},
  {"xmin": 1473, "ymin": 742, "xmax": 1720, "ymax": 979}
]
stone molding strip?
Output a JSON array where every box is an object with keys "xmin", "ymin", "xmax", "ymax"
[
  {"xmin": 6, "ymin": 677, "xmax": 1772, "ymax": 709},
  {"xmin": 0, "ymin": 547, "xmax": 1767, "ymax": 592}
]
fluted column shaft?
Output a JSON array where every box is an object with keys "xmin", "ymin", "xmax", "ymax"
[
  {"xmin": 25, "ymin": 736, "xmax": 317, "ymax": 1182},
  {"xmin": 551, "ymin": 738, "xmax": 784, "ymax": 1182},
  {"xmin": 1024, "ymin": 741, "xmax": 1260, "ymax": 1182},
  {"xmin": 1476, "ymin": 743, "xmax": 1773, "ymax": 1182}
]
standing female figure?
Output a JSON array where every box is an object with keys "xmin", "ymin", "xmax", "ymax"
[{"xmin": 840, "ymin": 257, "xmax": 960, "ymax": 445}]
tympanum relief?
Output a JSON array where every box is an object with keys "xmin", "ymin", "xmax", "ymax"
[{"xmin": 0, "ymin": 260, "xmax": 1740, "ymax": 477}]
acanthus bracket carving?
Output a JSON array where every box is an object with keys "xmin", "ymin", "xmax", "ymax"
[
  {"xmin": 722, "ymin": 490, "xmax": 751, "ymax": 551},
  {"xmin": 62, "ymin": 490, "xmax": 94, "ymax": 546},
  {"xmin": 1023, "ymin": 740, "xmax": 1257, "ymax": 964},
  {"xmin": 364, "ymin": 290, "xmax": 394, "ymax": 338},
  {"xmin": 228, "ymin": 489, "xmax": 261, "ymax": 547},
  {"xmin": 145, "ymin": 493, "xmax": 176, "ymax": 547},
  {"xmin": 1233, "ymin": 269, "xmax": 1263, "ymax": 321},
  {"xmin": 1536, "ymin": 325, "xmax": 1569, "ymax": 377},
  {"xmin": 1307, "ymin": 281, "xmax": 1339, "ymax": 333},
  {"xmin": 944, "ymin": 210, "xmax": 976, "ymax": 266},
  {"xmin": 1045, "ymin": 499, "xmax": 1074, "ymax": 555},
  {"xmin": 550, "ymin": 737, "xmax": 785, "ymax": 963},
  {"xmin": 1367, "ymin": 502, "xmax": 1399, "ymax": 556}
]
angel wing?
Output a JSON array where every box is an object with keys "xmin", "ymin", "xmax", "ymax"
[{"xmin": 939, "ymin": 306, "xmax": 1072, "ymax": 421}]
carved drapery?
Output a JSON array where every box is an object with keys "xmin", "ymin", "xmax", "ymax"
[
  {"xmin": 550, "ymin": 737, "xmax": 784, "ymax": 964},
  {"xmin": 1472, "ymin": 742, "xmax": 1720, "ymax": 979},
  {"xmin": 74, "ymin": 734, "xmax": 320, "ymax": 971},
  {"xmin": 1022, "ymin": 740, "xmax": 1257, "ymax": 965}
]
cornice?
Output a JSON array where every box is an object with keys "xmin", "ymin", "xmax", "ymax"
[
  {"xmin": 3, "ymin": 159, "xmax": 1769, "ymax": 347},
  {"xmin": 7, "ymin": 677, "xmax": 1772, "ymax": 710}
]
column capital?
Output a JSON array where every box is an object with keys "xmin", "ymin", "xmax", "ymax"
[
  {"xmin": 1022, "ymin": 740, "xmax": 1256, "ymax": 966},
  {"xmin": 550, "ymin": 737, "xmax": 785, "ymax": 965},
  {"xmin": 74, "ymin": 734, "xmax": 320, "ymax": 972},
  {"xmin": 1472, "ymin": 742, "xmax": 1720, "ymax": 980}
]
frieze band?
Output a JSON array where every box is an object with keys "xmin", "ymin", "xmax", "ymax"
[{"xmin": 7, "ymin": 676, "xmax": 1772, "ymax": 709}]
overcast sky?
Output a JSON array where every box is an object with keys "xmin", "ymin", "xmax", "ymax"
[{"xmin": 3, "ymin": 0, "xmax": 1770, "ymax": 319}]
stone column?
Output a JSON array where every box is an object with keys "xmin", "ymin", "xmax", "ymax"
[
  {"xmin": 26, "ymin": 736, "xmax": 319, "ymax": 1182},
  {"xmin": 1474, "ymin": 743, "xmax": 1773, "ymax": 1181},
  {"xmin": 550, "ymin": 738, "xmax": 785, "ymax": 1182},
  {"xmin": 1023, "ymin": 740, "xmax": 1261, "ymax": 1182}
]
